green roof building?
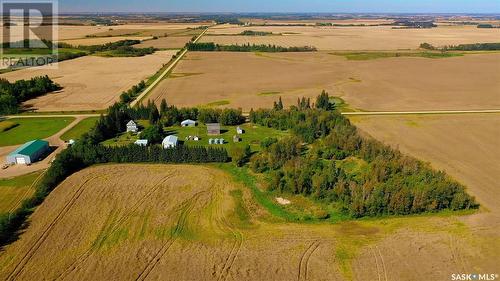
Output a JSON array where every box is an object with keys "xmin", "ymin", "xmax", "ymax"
[{"xmin": 7, "ymin": 140, "xmax": 50, "ymax": 165}]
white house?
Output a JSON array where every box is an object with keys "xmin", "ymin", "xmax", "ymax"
[
  {"xmin": 134, "ymin": 139, "xmax": 148, "ymax": 147},
  {"xmin": 194, "ymin": 136, "xmax": 200, "ymax": 141},
  {"xmin": 162, "ymin": 135, "xmax": 178, "ymax": 148},
  {"xmin": 126, "ymin": 120, "xmax": 138, "ymax": 133},
  {"xmin": 181, "ymin": 119, "xmax": 197, "ymax": 127},
  {"xmin": 237, "ymin": 126, "xmax": 244, "ymax": 134}
]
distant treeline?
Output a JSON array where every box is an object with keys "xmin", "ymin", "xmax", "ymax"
[
  {"xmin": 477, "ymin": 24, "xmax": 499, "ymax": 28},
  {"xmin": 61, "ymin": 40, "xmax": 155, "ymax": 57},
  {"xmin": 393, "ymin": 20, "xmax": 437, "ymax": 28},
  {"xmin": 248, "ymin": 92, "xmax": 478, "ymax": 218},
  {"xmin": 0, "ymin": 76, "xmax": 60, "ymax": 114},
  {"xmin": 420, "ymin": 42, "xmax": 500, "ymax": 51},
  {"xmin": 239, "ymin": 30, "xmax": 274, "ymax": 36},
  {"xmin": 186, "ymin": 42, "xmax": 317, "ymax": 52}
]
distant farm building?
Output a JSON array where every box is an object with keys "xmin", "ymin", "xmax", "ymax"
[
  {"xmin": 209, "ymin": 138, "xmax": 214, "ymax": 145},
  {"xmin": 134, "ymin": 139, "xmax": 148, "ymax": 147},
  {"xmin": 181, "ymin": 119, "xmax": 197, "ymax": 127},
  {"xmin": 233, "ymin": 135, "xmax": 241, "ymax": 143},
  {"xmin": 207, "ymin": 123, "xmax": 221, "ymax": 135},
  {"xmin": 7, "ymin": 140, "xmax": 50, "ymax": 165},
  {"xmin": 237, "ymin": 126, "xmax": 244, "ymax": 134},
  {"xmin": 126, "ymin": 120, "xmax": 138, "ymax": 133},
  {"xmin": 162, "ymin": 135, "xmax": 178, "ymax": 148}
]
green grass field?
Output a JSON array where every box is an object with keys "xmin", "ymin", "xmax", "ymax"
[
  {"xmin": 60, "ymin": 117, "xmax": 99, "ymax": 141},
  {"xmin": 165, "ymin": 123, "xmax": 289, "ymax": 153},
  {"xmin": 0, "ymin": 117, "xmax": 75, "ymax": 147},
  {"xmin": 0, "ymin": 171, "xmax": 42, "ymax": 214}
]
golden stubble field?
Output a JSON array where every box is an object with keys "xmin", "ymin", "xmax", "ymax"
[
  {"xmin": 148, "ymin": 51, "xmax": 500, "ymax": 111},
  {"xmin": 0, "ymin": 164, "xmax": 497, "ymax": 281},
  {"xmin": 350, "ymin": 114, "xmax": 500, "ymax": 279},
  {"xmin": 202, "ymin": 25, "xmax": 499, "ymax": 50},
  {"xmin": 0, "ymin": 50, "xmax": 177, "ymax": 112}
]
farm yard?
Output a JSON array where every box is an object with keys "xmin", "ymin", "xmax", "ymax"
[
  {"xmin": 0, "ymin": 51, "xmax": 178, "ymax": 112},
  {"xmin": 148, "ymin": 51, "xmax": 500, "ymax": 112},
  {"xmin": 0, "ymin": 164, "xmax": 495, "ymax": 281},
  {"xmin": 202, "ymin": 25, "xmax": 500, "ymax": 50},
  {"xmin": 59, "ymin": 36, "xmax": 153, "ymax": 46}
]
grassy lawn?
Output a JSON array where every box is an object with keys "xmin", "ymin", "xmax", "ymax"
[
  {"xmin": 60, "ymin": 117, "xmax": 99, "ymax": 141},
  {"xmin": 165, "ymin": 123, "xmax": 289, "ymax": 153},
  {"xmin": 0, "ymin": 171, "xmax": 42, "ymax": 214},
  {"xmin": 0, "ymin": 117, "xmax": 75, "ymax": 147}
]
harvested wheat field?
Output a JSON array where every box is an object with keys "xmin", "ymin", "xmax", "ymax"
[
  {"xmin": 148, "ymin": 51, "xmax": 500, "ymax": 111},
  {"xmin": 0, "ymin": 164, "xmax": 496, "ymax": 281},
  {"xmin": 0, "ymin": 50, "xmax": 177, "ymax": 112},
  {"xmin": 202, "ymin": 25, "xmax": 500, "ymax": 50},
  {"xmin": 59, "ymin": 36, "xmax": 153, "ymax": 46}
]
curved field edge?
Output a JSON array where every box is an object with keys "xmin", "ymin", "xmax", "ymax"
[{"xmin": 0, "ymin": 164, "xmax": 489, "ymax": 281}]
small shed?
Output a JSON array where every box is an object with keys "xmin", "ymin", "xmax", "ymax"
[
  {"xmin": 126, "ymin": 120, "xmax": 138, "ymax": 133},
  {"xmin": 207, "ymin": 123, "xmax": 221, "ymax": 135},
  {"xmin": 218, "ymin": 138, "xmax": 225, "ymax": 144},
  {"xmin": 7, "ymin": 140, "xmax": 50, "ymax": 165},
  {"xmin": 181, "ymin": 119, "xmax": 197, "ymax": 127},
  {"xmin": 162, "ymin": 135, "xmax": 178, "ymax": 148},
  {"xmin": 233, "ymin": 135, "xmax": 241, "ymax": 143},
  {"xmin": 209, "ymin": 138, "xmax": 214, "ymax": 145},
  {"xmin": 194, "ymin": 136, "xmax": 200, "ymax": 141},
  {"xmin": 236, "ymin": 126, "xmax": 244, "ymax": 135},
  {"xmin": 134, "ymin": 139, "xmax": 148, "ymax": 147}
]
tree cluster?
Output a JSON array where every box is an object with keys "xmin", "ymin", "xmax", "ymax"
[
  {"xmin": 248, "ymin": 93, "xmax": 478, "ymax": 218},
  {"xmin": 186, "ymin": 42, "xmax": 317, "ymax": 52},
  {"xmin": 420, "ymin": 42, "xmax": 500, "ymax": 51},
  {"xmin": 120, "ymin": 80, "xmax": 146, "ymax": 104},
  {"xmin": 0, "ymin": 76, "xmax": 60, "ymax": 114}
]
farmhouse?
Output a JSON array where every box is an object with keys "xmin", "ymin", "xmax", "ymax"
[
  {"xmin": 181, "ymin": 119, "xmax": 197, "ymax": 127},
  {"xmin": 162, "ymin": 135, "xmax": 178, "ymax": 148},
  {"xmin": 207, "ymin": 123, "xmax": 221, "ymax": 135},
  {"xmin": 126, "ymin": 120, "xmax": 138, "ymax": 133},
  {"xmin": 134, "ymin": 139, "xmax": 148, "ymax": 147},
  {"xmin": 6, "ymin": 140, "xmax": 50, "ymax": 165},
  {"xmin": 237, "ymin": 126, "xmax": 244, "ymax": 134}
]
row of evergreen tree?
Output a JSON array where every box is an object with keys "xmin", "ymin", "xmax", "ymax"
[
  {"xmin": 186, "ymin": 42, "xmax": 317, "ymax": 52},
  {"xmin": 248, "ymin": 92, "xmax": 478, "ymax": 217},
  {"xmin": 0, "ymin": 76, "xmax": 60, "ymax": 114}
]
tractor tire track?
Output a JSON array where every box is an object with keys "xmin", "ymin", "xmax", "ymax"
[
  {"xmin": 135, "ymin": 190, "xmax": 208, "ymax": 281},
  {"xmin": 6, "ymin": 175, "xmax": 101, "ymax": 281},
  {"xmin": 216, "ymin": 188, "xmax": 243, "ymax": 281},
  {"xmin": 55, "ymin": 174, "xmax": 176, "ymax": 280},
  {"xmin": 297, "ymin": 240, "xmax": 321, "ymax": 281},
  {"xmin": 375, "ymin": 246, "xmax": 388, "ymax": 281},
  {"xmin": 370, "ymin": 246, "xmax": 382, "ymax": 281}
]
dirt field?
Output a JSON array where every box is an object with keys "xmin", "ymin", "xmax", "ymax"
[
  {"xmin": 59, "ymin": 36, "xmax": 153, "ymax": 46},
  {"xmin": 0, "ymin": 164, "xmax": 496, "ymax": 281},
  {"xmin": 0, "ymin": 51, "xmax": 177, "ymax": 112},
  {"xmin": 202, "ymin": 25, "xmax": 499, "ymax": 50},
  {"xmin": 136, "ymin": 36, "xmax": 193, "ymax": 49},
  {"xmin": 148, "ymin": 51, "xmax": 500, "ymax": 111}
]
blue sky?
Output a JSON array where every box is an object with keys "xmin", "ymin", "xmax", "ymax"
[{"xmin": 60, "ymin": 0, "xmax": 500, "ymax": 13}]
